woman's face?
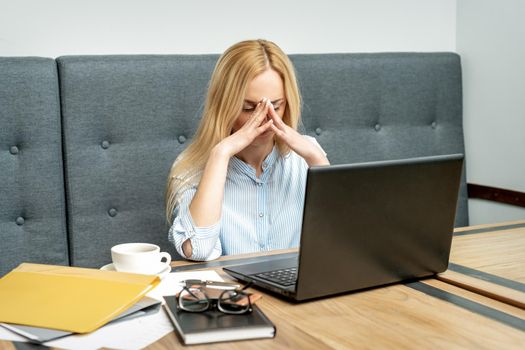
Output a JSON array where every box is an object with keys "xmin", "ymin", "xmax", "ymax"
[{"xmin": 232, "ymin": 68, "xmax": 286, "ymax": 143}]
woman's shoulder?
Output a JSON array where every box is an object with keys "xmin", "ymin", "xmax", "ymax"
[
  {"xmin": 282, "ymin": 135, "xmax": 326, "ymax": 159},
  {"xmin": 302, "ymin": 135, "xmax": 317, "ymax": 143},
  {"xmin": 302, "ymin": 135, "xmax": 327, "ymax": 155}
]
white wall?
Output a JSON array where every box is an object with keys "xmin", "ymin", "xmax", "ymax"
[
  {"xmin": 0, "ymin": 0, "xmax": 456, "ymax": 56},
  {"xmin": 457, "ymin": 0, "xmax": 525, "ymax": 225}
]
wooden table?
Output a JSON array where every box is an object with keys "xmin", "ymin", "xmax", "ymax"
[
  {"xmin": 1, "ymin": 222, "xmax": 523, "ymax": 349},
  {"xmin": 438, "ymin": 220, "xmax": 525, "ymax": 308},
  {"xmin": 148, "ymin": 222, "xmax": 525, "ymax": 349}
]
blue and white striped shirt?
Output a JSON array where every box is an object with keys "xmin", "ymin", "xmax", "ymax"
[{"xmin": 168, "ymin": 136, "xmax": 324, "ymax": 261}]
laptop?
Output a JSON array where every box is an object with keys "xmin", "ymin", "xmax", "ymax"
[{"xmin": 224, "ymin": 154, "xmax": 464, "ymax": 301}]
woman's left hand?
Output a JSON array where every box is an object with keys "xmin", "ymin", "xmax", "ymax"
[{"xmin": 267, "ymin": 100, "xmax": 329, "ymax": 167}]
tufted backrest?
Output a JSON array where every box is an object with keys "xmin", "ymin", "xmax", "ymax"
[
  {"xmin": 57, "ymin": 55, "xmax": 218, "ymax": 268},
  {"xmin": 0, "ymin": 53, "xmax": 466, "ymax": 273},
  {"xmin": 57, "ymin": 53, "xmax": 467, "ymax": 269},
  {"xmin": 0, "ymin": 57, "xmax": 69, "ymax": 276},
  {"xmin": 291, "ymin": 53, "xmax": 468, "ymax": 227}
]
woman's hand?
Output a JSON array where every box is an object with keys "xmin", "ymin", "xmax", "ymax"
[
  {"xmin": 214, "ymin": 98, "xmax": 274, "ymax": 157},
  {"xmin": 268, "ymin": 101, "xmax": 329, "ymax": 166}
]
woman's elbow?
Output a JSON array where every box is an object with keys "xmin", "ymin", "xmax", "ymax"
[
  {"xmin": 180, "ymin": 238, "xmax": 221, "ymax": 262},
  {"xmin": 182, "ymin": 239, "xmax": 193, "ymax": 259}
]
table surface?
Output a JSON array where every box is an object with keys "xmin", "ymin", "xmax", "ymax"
[
  {"xmin": 147, "ymin": 221, "xmax": 525, "ymax": 349},
  {"xmin": 438, "ymin": 220, "xmax": 525, "ymax": 308},
  {"xmin": 1, "ymin": 221, "xmax": 523, "ymax": 350}
]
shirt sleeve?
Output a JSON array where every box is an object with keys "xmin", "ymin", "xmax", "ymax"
[
  {"xmin": 168, "ymin": 186, "xmax": 222, "ymax": 261},
  {"xmin": 303, "ymin": 135, "xmax": 328, "ymax": 156}
]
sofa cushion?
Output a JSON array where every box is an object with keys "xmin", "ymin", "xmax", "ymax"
[
  {"xmin": 0, "ymin": 57, "xmax": 69, "ymax": 276},
  {"xmin": 57, "ymin": 55, "xmax": 218, "ymax": 268},
  {"xmin": 291, "ymin": 53, "xmax": 468, "ymax": 227}
]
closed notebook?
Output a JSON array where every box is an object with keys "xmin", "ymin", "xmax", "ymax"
[
  {"xmin": 163, "ymin": 295, "xmax": 276, "ymax": 345},
  {"xmin": 0, "ymin": 263, "xmax": 160, "ymax": 333}
]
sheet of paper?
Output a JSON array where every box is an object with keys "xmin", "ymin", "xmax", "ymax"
[
  {"xmin": 0, "ymin": 270, "xmax": 225, "ymax": 350},
  {"xmin": 0, "ymin": 327, "xmax": 26, "ymax": 343},
  {"xmin": 146, "ymin": 270, "xmax": 224, "ymax": 301}
]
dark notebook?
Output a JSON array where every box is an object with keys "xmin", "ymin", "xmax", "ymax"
[{"xmin": 163, "ymin": 295, "xmax": 275, "ymax": 345}]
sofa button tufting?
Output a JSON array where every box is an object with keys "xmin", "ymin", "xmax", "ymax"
[
  {"xmin": 10, "ymin": 146, "xmax": 19, "ymax": 155},
  {"xmin": 315, "ymin": 128, "xmax": 322, "ymax": 135},
  {"xmin": 374, "ymin": 123, "xmax": 381, "ymax": 131},
  {"xmin": 108, "ymin": 208, "xmax": 118, "ymax": 217},
  {"xmin": 101, "ymin": 140, "xmax": 110, "ymax": 149},
  {"xmin": 431, "ymin": 121, "xmax": 437, "ymax": 129},
  {"xmin": 16, "ymin": 216, "xmax": 25, "ymax": 225},
  {"xmin": 178, "ymin": 135, "xmax": 186, "ymax": 144}
]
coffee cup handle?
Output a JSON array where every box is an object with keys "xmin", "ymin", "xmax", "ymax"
[{"xmin": 160, "ymin": 252, "xmax": 171, "ymax": 266}]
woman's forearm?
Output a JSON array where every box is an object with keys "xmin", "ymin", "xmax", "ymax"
[
  {"xmin": 189, "ymin": 146, "xmax": 231, "ymax": 227},
  {"xmin": 182, "ymin": 146, "xmax": 230, "ymax": 258}
]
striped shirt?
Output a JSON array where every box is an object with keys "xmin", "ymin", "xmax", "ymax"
[{"xmin": 168, "ymin": 136, "xmax": 325, "ymax": 261}]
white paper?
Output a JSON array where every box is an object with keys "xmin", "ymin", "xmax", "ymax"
[
  {"xmin": 0, "ymin": 326, "xmax": 27, "ymax": 343},
  {"xmin": 146, "ymin": 270, "xmax": 224, "ymax": 301},
  {"xmin": 46, "ymin": 307, "xmax": 173, "ymax": 350},
  {"xmin": 0, "ymin": 270, "xmax": 225, "ymax": 350}
]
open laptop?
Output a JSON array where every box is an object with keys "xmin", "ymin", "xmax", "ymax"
[{"xmin": 224, "ymin": 154, "xmax": 464, "ymax": 301}]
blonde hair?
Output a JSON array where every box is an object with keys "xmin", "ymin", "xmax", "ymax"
[{"xmin": 165, "ymin": 39, "xmax": 302, "ymax": 223}]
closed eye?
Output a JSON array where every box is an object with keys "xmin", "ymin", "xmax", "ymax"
[{"xmin": 242, "ymin": 99, "xmax": 284, "ymax": 112}]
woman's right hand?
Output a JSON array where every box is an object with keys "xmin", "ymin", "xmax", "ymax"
[
  {"xmin": 186, "ymin": 98, "xmax": 273, "ymax": 237},
  {"xmin": 214, "ymin": 98, "xmax": 274, "ymax": 157}
]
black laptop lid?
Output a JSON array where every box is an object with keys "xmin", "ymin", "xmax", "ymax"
[{"xmin": 294, "ymin": 154, "xmax": 463, "ymax": 300}]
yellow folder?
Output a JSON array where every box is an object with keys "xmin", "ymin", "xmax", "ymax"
[{"xmin": 0, "ymin": 263, "xmax": 160, "ymax": 333}]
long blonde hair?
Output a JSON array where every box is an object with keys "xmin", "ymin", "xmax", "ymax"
[{"xmin": 165, "ymin": 39, "xmax": 302, "ymax": 223}]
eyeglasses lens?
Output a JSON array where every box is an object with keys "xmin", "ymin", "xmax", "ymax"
[
  {"xmin": 179, "ymin": 287, "xmax": 209, "ymax": 312},
  {"xmin": 218, "ymin": 290, "xmax": 250, "ymax": 314}
]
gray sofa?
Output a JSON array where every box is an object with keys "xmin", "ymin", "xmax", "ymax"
[{"xmin": 0, "ymin": 53, "xmax": 467, "ymax": 277}]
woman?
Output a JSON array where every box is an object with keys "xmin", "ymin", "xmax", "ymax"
[{"xmin": 166, "ymin": 39, "xmax": 329, "ymax": 261}]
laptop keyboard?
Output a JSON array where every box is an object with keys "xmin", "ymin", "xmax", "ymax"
[{"xmin": 254, "ymin": 267, "xmax": 298, "ymax": 286}]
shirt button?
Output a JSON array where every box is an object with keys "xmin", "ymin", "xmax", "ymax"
[
  {"xmin": 262, "ymin": 162, "xmax": 268, "ymax": 169},
  {"xmin": 10, "ymin": 146, "xmax": 19, "ymax": 155},
  {"xmin": 257, "ymin": 182, "xmax": 263, "ymax": 186},
  {"xmin": 258, "ymin": 212, "xmax": 264, "ymax": 218}
]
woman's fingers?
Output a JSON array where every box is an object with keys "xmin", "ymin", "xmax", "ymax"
[
  {"xmin": 270, "ymin": 123, "xmax": 284, "ymax": 137},
  {"xmin": 257, "ymin": 119, "xmax": 273, "ymax": 133},
  {"xmin": 267, "ymin": 101, "xmax": 286, "ymax": 129},
  {"xmin": 248, "ymin": 98, "xmax": 270, "ymax": 128}
]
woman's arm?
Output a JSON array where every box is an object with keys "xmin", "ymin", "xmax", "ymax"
[
  {"xmin": 168, "ymin": 187, "xmax": 222, "ymax": 261},
  {"xmin": 268, "ymin": 102, "xmax": 330, "ymax": 166},
  {"xmin": 182, "ymin": 99, "xmax": 274, "ymax": 258},
  {"xmin": 181, "ymin": 147, "xmax": 230, "ymax": 257}
]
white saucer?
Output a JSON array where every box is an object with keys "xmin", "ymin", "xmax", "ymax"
[{"xmin": 100, "ymin": 263, "xmax": 171, "ymax": 279}]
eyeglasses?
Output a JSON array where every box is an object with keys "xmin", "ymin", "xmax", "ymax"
[{"xmin": 176, "ymin": 282, "xmax": 253, "ymax": 315}]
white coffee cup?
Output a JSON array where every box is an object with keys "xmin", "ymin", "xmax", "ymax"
[{"xmin": 111, "ymin": 243, "xmax": 171, "ymax": 274}]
